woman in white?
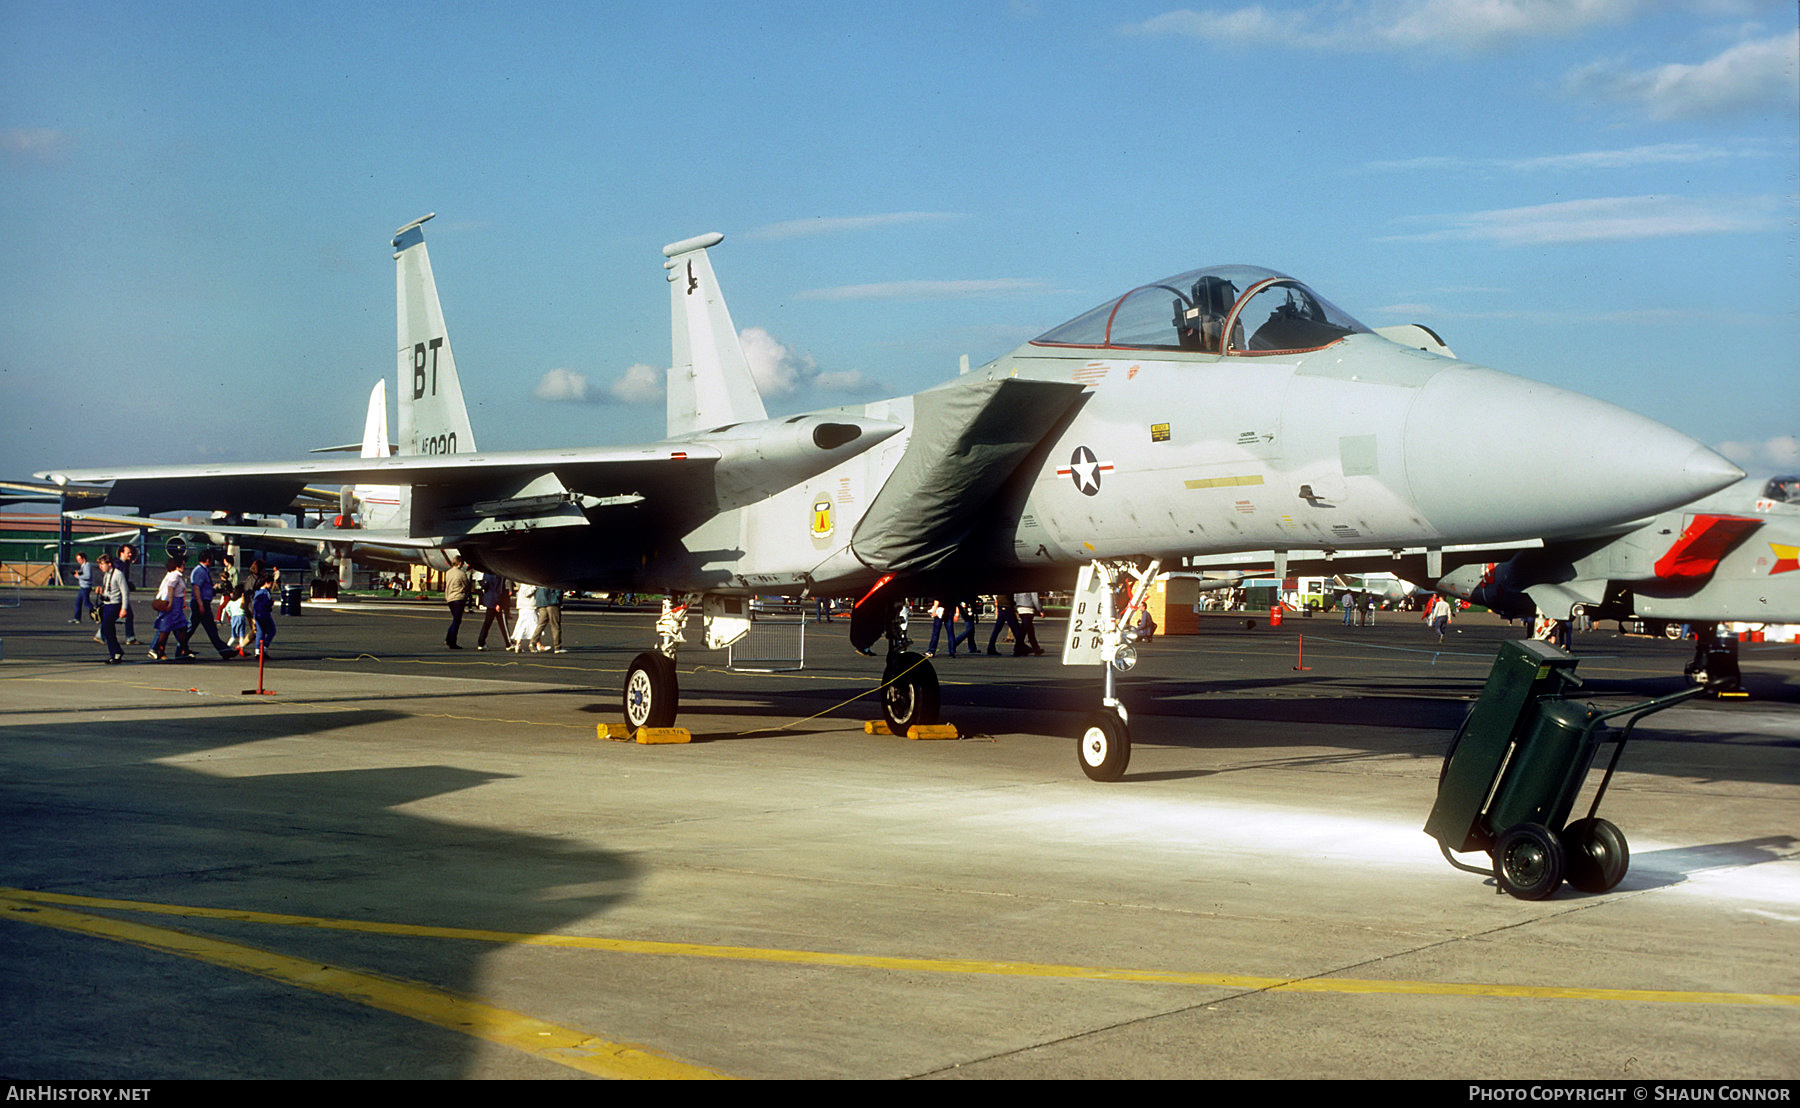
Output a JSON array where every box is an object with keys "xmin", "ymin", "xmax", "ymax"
[
  {"xmin": 509, "ymin": 579, "xmax": 540, "ymax": 651},
  {"xmin": 149, "ymin": 553, "xmax": 190, "ymax": 660}
]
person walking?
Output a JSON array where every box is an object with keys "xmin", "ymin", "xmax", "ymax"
[
  {"xmin": 148, "ymin": 553, "xmax": 190, "ymax": 660},
  {"xmin": 180, "ymin": 550, "xmax": 234, "ymax": 660},
  {"xmin": 924, "ymin": 597, "xmax": 954, "ymax": 657},
  {"xmin": 510, "ymin": 579, "xmax": 540, "ymax": 651},
  {"xmin": 251, "ymin": 576, "xmax": 277, "ymax": 657},
  {"xmin": 475, "ymin": 572, "xmax": 510, "ymax": 650},
  {"xmin": 117, "ymin": 543, "xmax": 140, "ymax": 644},
  {"xmin": 1427, "ymin": 595, "xmax": 1453, "ymax": 643},
  {"xmin": 949, "ymin": 596, "xmax": 979, "ymax": 656},
  {"xmin": 540, "ymin": 586, "xmax": 565, "ymax": 653},
  {"xmin": 987, "ymin": 593, "xmax": 1021, "ymax": 655},
  {"xmin": 443, "ymin": 557, "xmax": 472, "ymax": 649},
  {"xmin": 97, "ymin": 554, "xmax": 126, "ymax": 664},
  {"xmin": 70, "ymin": 552, "xmax": 97, "ymax": 623},
  {"xmin": 1014, "ymin": 592, "xmax": 1044, "ymax": 655}
]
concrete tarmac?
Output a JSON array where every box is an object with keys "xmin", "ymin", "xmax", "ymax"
[{"xmin": 1, "ymin": 593, "xmax": 1796, "ymax": 1080}]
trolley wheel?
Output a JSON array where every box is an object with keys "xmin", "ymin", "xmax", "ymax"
[
  {"xmin": 1077, "ymin": 711, "xmax": 1130, "ymax": 782},
  {"xmin": 1561, "ymin": 817, "xmax": 1629, "ymax": 894},
  {"xmin": 1493, "ymin": 822, "xmax": 1565, "ymax": 900},
  {"xmin": 881, "ymin": 651, "xmax": 940, "ymax": 734},
  {"xmin": 624, "ymin": 651, "xmax": 679, "ymax": 730}
]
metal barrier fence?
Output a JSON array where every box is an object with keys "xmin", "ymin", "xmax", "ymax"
[{"xmin": 727, "ymin": 605, "xmax": 806, "ymax": 672}]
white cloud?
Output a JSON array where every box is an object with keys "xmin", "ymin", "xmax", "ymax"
[
  {"xmin": 798, "ymin": 278, "xmax": 1050, "ymax": 301},
  {"xmin": 1123, "ymin": 1, "xmax": 1638, "ymax": 53},
  {"xmin": 813, "ymin": 369, "xmax": 883, "ymax": 393},
  {"xmin": 608, "ymin": 363, "xmax": 665, "ymax": 405},
  {"xmin": 533, "ymin": 363, "xmax": 665, "ymax": 405},
  {"xmin": 738, "ymin": 328, "xmax": 885, "ymax": 398},
  {"xmin": 1563, "ymin": 29, "xmax": 1800, "ymax": 119},
  {"xmin": 533, "ymin": 367, "xmax": 593, "ymax": 402},
  {"xmin": 538, "ymin": 332, "xmax": 880, "ymax": 407},
  {"xmin": 1364, "ymin": 142, "xmax": 1768, "ymax": 174},
  {"xmin": 743, "ymin": 212, "xmax": 961, "ymax": 242},
  {"xmin": 1382, "ymin": 194, "xmax": 1785, "ymax": 244},
  {"xmin": 1716, "ymin": 435, "xmax": 1800, "ymax": 471},
  {"xmin": 2, "ymin": 128, "xmax": 72, "ymax": 166},
  {"xmin": 738, "ymin": 326, "xmax": 813, "ymax": 398}
]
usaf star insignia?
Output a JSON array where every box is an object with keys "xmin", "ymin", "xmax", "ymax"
[{"xmin": 1058, "ymin": 445, "xmax": 1112, "ymax": 496}]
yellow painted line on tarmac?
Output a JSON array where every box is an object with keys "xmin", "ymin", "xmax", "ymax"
[
  {"xmin": 0, "ymin": 892, "xmax": 727, "ymax": 1079},
  {"xmin": 4, "ymin": 887, "xmax": 1794, "ymax": 1010}
]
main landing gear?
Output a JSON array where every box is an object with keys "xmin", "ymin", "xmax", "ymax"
[
  {"xmin": 623, "ymin": 596, "xmax": 696, "ymax": 730},
  {"xmin": 622, "ymin": 588, "xmax": 945, "ymax": 735}
]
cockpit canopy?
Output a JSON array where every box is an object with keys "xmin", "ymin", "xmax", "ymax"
[
  {"xmin": 1764, "ymin": 475, "xmax": 1800, "ymax": 503},
  {"xmin": 1033, "ymin": 264, "xmax": 1371, "ymax": 355}
]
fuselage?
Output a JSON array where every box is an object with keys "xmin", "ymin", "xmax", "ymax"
[{"xmin": 463, "ymin": 263, "xmax": 1743, "ymax": 597}]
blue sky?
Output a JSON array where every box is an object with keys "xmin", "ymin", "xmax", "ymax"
[{"xmin": 3, "ymin": 0, "xmax": 1796, "ymax": 483}]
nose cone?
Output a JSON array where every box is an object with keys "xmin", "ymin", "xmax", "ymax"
[{"xmin": 1403, "ymin": 367, "xmax": 1742, "ymax": 542}]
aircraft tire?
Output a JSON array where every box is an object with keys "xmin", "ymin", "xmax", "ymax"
[
  {"xmin": 1077, "ymin": 710, "xmax": 1130, "ymax": 782},
  {"xmin": 624, "ymin": 651, "xmax": 679, "ymax": 730},
  {"xmin": 881, "ymin": 652, "xmax": 939, "ymax": 734},
  {"xmin": 1493, "ymin": 822, "xmax": 1564, "ymax": 900},
  {"xmin": 1560, "ymin": 817, "xmax": 1629, "ymax": 894}
]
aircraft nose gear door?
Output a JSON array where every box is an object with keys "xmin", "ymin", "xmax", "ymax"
[{"xmin": 1064, "ymin": 558, "xmax": 1160, "ymax": 781}]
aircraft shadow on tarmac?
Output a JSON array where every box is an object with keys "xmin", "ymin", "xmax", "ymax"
[{"xmin": 0, "ymin": 709, "xmax": 640, "ymax": 1079}]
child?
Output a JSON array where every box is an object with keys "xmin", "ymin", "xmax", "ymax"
[
  {"xmin": 252, "ymin": 576, "xmax": 277, "ymax": 657},
  {"xmin": 224, "ymin": 587, "xmax": 249, "ymax": 654}
]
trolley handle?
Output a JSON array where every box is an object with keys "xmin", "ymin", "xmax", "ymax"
[{"xmin": 1580, "ymin": 684, "xmax": 1711, "ymax": 819}]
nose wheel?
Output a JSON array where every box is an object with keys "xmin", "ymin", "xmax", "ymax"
[{"xmin": 1077, "ymin": 710, "xmax": 1130, "ymax": 781}]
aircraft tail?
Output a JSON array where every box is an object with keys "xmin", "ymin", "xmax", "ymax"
[
  {"xmin": 663, "ymin": 232, "xmax": 767, "ymax": 436},
  {"xmin": 353, "ymin": 379, "xmax": 405, "ymax": 530},
  {"xmin": 360, "ymin": 378, "xmax": 391, "ymax": 459},
  {"xmin": 393, "ymin": 214, "xmax": 478, "ymax": 456}
]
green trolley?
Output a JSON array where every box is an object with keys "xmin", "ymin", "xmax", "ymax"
[{"xmin": 1426, "ymin": 639, "xmax": 1706, "ymax": 900}]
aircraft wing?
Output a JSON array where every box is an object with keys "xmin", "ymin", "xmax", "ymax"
[
  {"xmin": 0, "ymin": 477, "xmax": 112, "ymax": 509},
  {"xmin": 63, "ymin": 510, "xmax": 448, "ymax": 549},
  {"xmin": 39, "ymin": 445, "xmax": 705, "ymax": 511},
  {"xmin": 38, "ymin": 413, "xmax": 901, "ymax": 543}
]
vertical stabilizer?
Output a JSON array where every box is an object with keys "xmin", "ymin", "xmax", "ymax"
[
  {"xmin": 354, "ymin": 378, "xmax": 404, "ymax": 529},
  {"xmin": 360, "ymin": 378, "xmax": 391, "ymax": 459},
  {"xmin": 663, "ymin": 232, "xmax": 767, "ymax": 436},
  {"xmin": 393, "ymin": 213, "xmax": 478, "ymax": 456}
]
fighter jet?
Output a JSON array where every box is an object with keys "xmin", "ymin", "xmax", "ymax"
[
  {"xmin": 38, "ymin": 225, "xmax": 1744, "ymax": 779},
  {"xmin": 1436, "ymin": 472, "xmax": 1799, "ymax": 686}
]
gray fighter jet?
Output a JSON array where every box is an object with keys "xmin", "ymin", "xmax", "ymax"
[
  {"xmin": 38, "ymin": 224, "xmax": 1745, "ymax": 778},
  {"xmin": 1436, "ymin": 472, "xmax": 1799, "ymax": 687}
]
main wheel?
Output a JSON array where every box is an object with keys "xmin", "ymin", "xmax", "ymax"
[
  {"xmin": 1561, "ymin": 817, "xmax": 1629, "ymax": 893},
  {"xmin": 1493, "ymin": 822, "xmax": 1565, "ymax": 900},
  {"xmin": 1077, "ymin": 710, "xmax": 1130, "ymax": 782},
  {"xmin": 624, "ymin": 651, "xmax": 679, "ymax": 730},
  {"xmin": 881, "ymin": 651, "xmax": 939, "ymax": 733}
]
